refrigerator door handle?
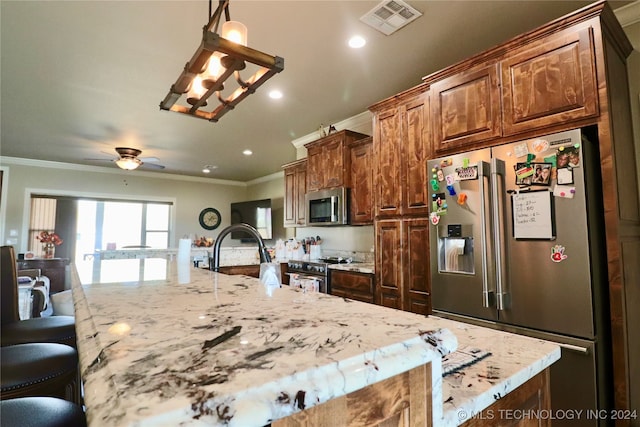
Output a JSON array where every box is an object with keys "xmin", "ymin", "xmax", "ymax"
[
  {"xmin": 478, "ymin": 161, "xmax": 494, "ymax": 308},
  {"xmin": 491, "ymin": 158, "xmax": 509, "ymax": 311},
  {"xmin": 557, "ymin": 342, "xmax": 591, "ymax": 355}
]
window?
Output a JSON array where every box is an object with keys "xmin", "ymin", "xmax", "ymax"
[{"xmin": 29, "ymin": 196, "xmax": 172, "ymax": 284}]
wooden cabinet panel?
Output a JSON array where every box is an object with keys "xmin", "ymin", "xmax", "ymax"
[
  {"xmin": 373, "ymin": 91, "xmax": 430, "ymax": 218},
  {"xmin": 273, "ymin": 363, "xmax": 431, "ymax": 427},
  {"xmin": 375, "ymin": 220, "xmax": 402, "ymax": 310},
  {"xmin": 330, "ymin": 269, "xmax": 374, "ymax": 304},
  {"xmin": 374, "ymin": 108, "xmax": 403, "ymax": 218},
  {"xmin": 403, "ymin": 218, "xmax": 431, "ymax": 315},
  {"xmin": 403, "ymin": 96, "xmax": 431, "ymax": 216},
  {"xmin": 218, "ymin": 265, "xmax": 260, "ymax": 278},
  {"xmin": 283, "ymin": 159, "xmax": 307, "ymax": 227},
  {"xmin": 461, "ymin": 369, "xmax": 550, "ymax": 427},
  {"xmin": 501, "ymin": 26, "xmax": 597, "ymax": 136},
  {"xmin": 431, "ymin": 64, "xmax": 501, "ymax": 153},
  {"xmin": 349, "ymin": 137, "xmax": 373, "ymax": 225},
  {"xmin": 305, "ymin": 130, "xmax": 369, "ymax": 192}
]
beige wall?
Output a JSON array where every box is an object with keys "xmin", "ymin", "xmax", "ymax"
[
  {"xmin": 624, "ymin": 20, "xmax": 640, "ymax": 193},
  {"xmin": 0, "ymin": 158, "xmax": 288, "ymax": 251}
]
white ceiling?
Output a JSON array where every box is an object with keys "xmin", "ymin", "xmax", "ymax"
[{"xmin": 1, "ymin": 1, "xmax": 635, "ymax": 182}]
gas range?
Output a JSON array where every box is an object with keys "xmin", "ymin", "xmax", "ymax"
[{"xmin": 286, "ymin": 260, "xmax": 328, "ymax": 276}]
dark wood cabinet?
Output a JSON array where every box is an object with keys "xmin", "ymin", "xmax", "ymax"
[
  {"xmin": 218, "ymin": 265, "xmax": 260, "ymax": 278},
  {"xmin": 16, "ymin": 258, "xmax": 69, "ymax": 294},
  {"xmin": 282, "ymin": 159, "xmax": 307, "ymax": 228},
  {"xmin": 304, "ymin": 130, "xmax": 369, "ymax": 192},
  {"xmin": 374, "ymin": 218, "xmax": 430, "ymax": 314},
  {"xmin": 431, "ymin": 63, "xmax": 502, "ymax": 154},
  {"xmin": 501, "ymin": 25, "xmax": 597, "ymax": 137},
  {"xmin": 402, "ymin": 218, "xmax": 431, "ymax": 315},
  {"xmin": 372, "ymin": 89, "xmax": 431, "ymax": 219},
  {"xmin": 330, "ymin": 269, "xmax": 374, "ymax": 304},
  {"xmin": 374, "ymin": 220, "xmax": 402, "ymax": 310},
  {"xmin": 349, "ymin": 136, "xmax": 373, "ymax": 225}
]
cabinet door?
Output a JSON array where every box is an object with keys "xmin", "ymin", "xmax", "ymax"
[
  {"xmin": 403, "ymin": 218, "xmax": 431, "ymax": 315},
  {"xmin": 330, "ymin": 270, "xmax": 374, "ymax": 304},
  {"xmin": 323, "ymin": 137, "xmax": 346, "ymax": 189},
  {"xmin": 431, "ymin": 63, "xmax": 502, "ymax": 153},
  {"xmin": 374, "ymin": 108, "xmax": 402, "ymax": 218},
  {"xmin": 375, "ymin": 220, "xmax": 402, "ymax": 310},
  {"xmin": 294, "ymin": 163, "xmax": 307, "ymax": 226},
  {"xmin": 403, "ymin": 95, "xmax": 431, "ymax": 216},
  {"xmin": 350, "ymin": 138, "xmax": 373, "ymax": 225},
  {"xmin": 306, "ymin": 145, "xmax": 323, "ymax": 192},
  {"xmin": 283, "ymin": 160, "xmax": 307, "ymax": 228},
  {"xmin": 501, "ymin": 26, "xmax": 597, "ymax": 136}
]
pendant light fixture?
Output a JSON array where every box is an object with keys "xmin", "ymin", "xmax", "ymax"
[{"xmin": 159, "ymin": 0, "xmax": 284, "ymax": 123}]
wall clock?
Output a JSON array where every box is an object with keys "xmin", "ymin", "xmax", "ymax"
[{"xmin": 198, "ymin": 207, "xmax": 221, "ymax": 230}]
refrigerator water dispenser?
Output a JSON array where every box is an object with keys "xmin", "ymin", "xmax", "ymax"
[{"xmin": 437, "ymin": 224, "xmax": 474, "ymax": 274}]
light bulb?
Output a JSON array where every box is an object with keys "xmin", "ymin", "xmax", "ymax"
[
  {"xmin": 222, "ymin": 21, "xmax": 247, "ymax": 46},
  {"xmin": 202, "ymin": 53, "xmax": 224, "ymax": 89},
  {"xmin": 186, "ymin": 76, "xmax": 208, "ymax": 106}
]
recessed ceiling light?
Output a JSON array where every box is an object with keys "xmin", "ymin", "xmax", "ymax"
[
  {"xmin": 202, "ymin": 165, "xmax": 218, "ymax": 173},
  {"xmin": 348, "ymin": 35, "xmax": 366, "ymax": 48},
  {"xmin": 269, "ymin": 90, "xmax": 283, "ymax": 99},
  {"xmin": 243, "ymin": 149, "xmax": 253, "ymax": 156}
]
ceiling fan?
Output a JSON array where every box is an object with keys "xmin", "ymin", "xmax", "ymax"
[{"xmin": 86, "ymin": 147, "xmax": 165, "ymax": 171}]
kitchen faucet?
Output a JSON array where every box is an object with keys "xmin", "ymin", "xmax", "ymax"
[{"xmin": 210, "ymin": 223, "xmax": 272, "ymax": 272}]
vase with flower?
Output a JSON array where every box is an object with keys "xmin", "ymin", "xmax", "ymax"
[{"xmin": 36, "ymin": 231, "xmax": 63, "ymax": 259}]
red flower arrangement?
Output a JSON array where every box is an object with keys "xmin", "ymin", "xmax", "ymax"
[{"xmin": 36, "ymin": 231, "xmax": 63, "ymax": 246}]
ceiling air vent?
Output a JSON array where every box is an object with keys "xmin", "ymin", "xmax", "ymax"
[{"xmin": 360, "ymin": 0, "xmax": 422, "ymax": 36}]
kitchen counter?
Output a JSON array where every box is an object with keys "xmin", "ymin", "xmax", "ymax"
[
  {"xmin": 70, "ymin": 261, "xmax": 559, "ymax": 426},
  {"xmin": 327, "ymin": 262, "xmax": 375, "ymax": 274}
]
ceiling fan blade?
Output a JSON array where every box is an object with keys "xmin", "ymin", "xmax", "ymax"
[
  {"xmin": 84, "ymin": 157, "xmax": 115, "ymax": 162},
  {"xmin": 139, "ymin": 157, "xmax": 160, "ymax": 163},
  {"xmin": 141, "ymin": 162, "xmax": 165, "ymax": 170}
]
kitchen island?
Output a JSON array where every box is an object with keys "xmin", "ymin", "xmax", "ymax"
[{"xmin": 71, "ymin": 260, "xmax": 560, "ymax": 426}]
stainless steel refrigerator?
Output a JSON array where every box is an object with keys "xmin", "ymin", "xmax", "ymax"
[{"xmin": 428, "ymin": 127, "xmax": 612, "ymax": 425}]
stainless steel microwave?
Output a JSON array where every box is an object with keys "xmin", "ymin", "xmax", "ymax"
[{"xmin": 305, "ymin": 187, "xmax": 349, "ymax": 226}]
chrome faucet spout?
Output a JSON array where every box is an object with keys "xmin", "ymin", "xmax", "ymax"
[{"xmin": 211, "ymin": 223, "xmax": 271, "ymax": 272}]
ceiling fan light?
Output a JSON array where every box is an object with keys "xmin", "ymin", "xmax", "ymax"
[
  {"xmin": 116, "ymin": 157, "xmax": 142, "ymax": 170},
  {"xmin": 222, "ymin": 20, "xmax": 247, "ymax": 46}
]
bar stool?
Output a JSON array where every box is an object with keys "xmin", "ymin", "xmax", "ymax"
[
  {"xmin": 1, "ymin": 246, "xmax": 76, "ymax": 348},
  {"xmin": 1, "ymin": 343, "xmax": 78, "ymax": 402},
  {"xmin": 0, "ymin": 397, "xmax": 86, "ymax": 427}
]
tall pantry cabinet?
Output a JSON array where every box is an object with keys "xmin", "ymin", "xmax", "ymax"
[
  {"xmin": 369, "ymin": 1, "xmax": 638, "ymax": 417},
  {"xmin": 370, "ymin": 86, "xmax": 432, "ymax": 314}
]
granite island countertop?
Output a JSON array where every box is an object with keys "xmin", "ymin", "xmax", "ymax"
[{"xmin": 70, "ymin": 262, "xmax": 559, "ymax": 426}]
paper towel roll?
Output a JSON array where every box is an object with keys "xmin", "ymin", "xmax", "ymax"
[{"xmin": 178, "ymin": 238, "xmax": 191, "ymax": 284}]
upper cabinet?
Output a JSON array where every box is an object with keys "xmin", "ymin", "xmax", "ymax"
[
  {"xmin": 428, "ymin": 21, "xmax": 599, "ymax": 155},
  {"xmin": 501, "ymin": 25, "xmax": 598, "ymax": 136},
  {"xmin": 349, "ymin": 136, "xmax": 374, "ymax": 225},
  {"xmin": 305, "ymin": 130, "xmax": 369, "ymax": 192},
  {"xmin": 431, "ymin": 63, "xmax": 502, "ymax": 153},
  {"xmin": 371, "ymin": 89, "xmax": 431, "ymax": 218},
  {"xmin": 282, "ymin": 159, "xmax": 307, "ymax": 228}
]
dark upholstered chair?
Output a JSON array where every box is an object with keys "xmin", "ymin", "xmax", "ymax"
[
  {"xmin": 0, "ymin": 397, "xmax": 86, "ymax": 427},
  {"xmin": 1, "ymin": 246, "xmax": 76, "ymax": 348},
  {"xmin": 1, "ymin": 343, "xmax": 78, "ymax": 401}
]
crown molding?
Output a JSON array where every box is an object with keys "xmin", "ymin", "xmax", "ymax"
[
  {"xmin": 615, "ymin": 0, "xmax": 640, "ymax": 27},
  {"xmin": 0, "ymin": 156, "xmax": 247, "ymax": 187}
]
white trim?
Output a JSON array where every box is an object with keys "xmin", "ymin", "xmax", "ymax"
[
  {"xmin": 21, "ymin": 187, "xmax": 178, "ymax": 251},
  {"xmin": 615, "ymin": 0, "xmax": 640, "ymax": 27},
  {"xmin": 0, "ymin": 166, "xmax": 9, "ymax": 244},
  {"xmin": 0, "ymin": 156, "xmax": 247, "ymax": 187},
  {"xmin": 291, "ymin": 111, "xmax": 373, "ymax": 149}
]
